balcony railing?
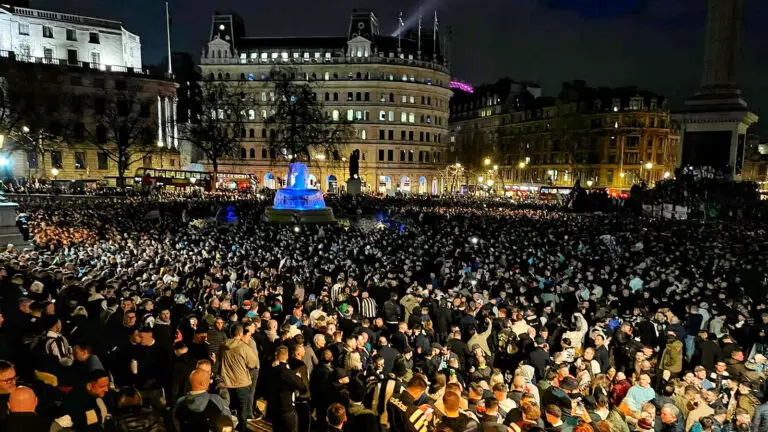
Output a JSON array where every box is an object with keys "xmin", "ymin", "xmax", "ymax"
[
  {"xmin": 202, "ymin": 53, "xmax": 450, "ymax": 74},
  {"xmin": 12, "ymin": 6, "xmax": 123, "ymax": 30},
  {"xmin": 0, "ymin": 50, "xmax": 172, "ymax": 80}
]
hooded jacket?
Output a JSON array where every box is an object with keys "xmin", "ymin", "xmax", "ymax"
[
  {"xmin": 660, "ymin": 339, "xmax": 683, "ymax": 374},
  {"xmin": 220, "ymin": 338, "xmax": 258, "ymax": 388}
]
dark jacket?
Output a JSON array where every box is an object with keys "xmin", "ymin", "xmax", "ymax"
[
  {"xmin": 378, "ymin": 345, "xmax": 399, "ymax": 375},
  {"xmin": 383, "ymin": 301, "xmax": 402, "ymax": 324},
  {"xmin": 266, "ymin": 361, "xmax": 309, "ymax": 419},
  {"xmin": 170, "ymin": 352, "xmax": 198, "ymax": 402},
  {"xmin": 529, "ymin": 347, "xmax": 551, "ymax": 380},
  {"xmin": 345, "ymin": 402, "xmax": 379, "ymax": 432},
  {"xmin": 112, "ymin": 405, "xmax": 166, "ymax": 432},
  {"xmin": 3, "ymin": 412, "xmax": 61, "ymax": 432}
]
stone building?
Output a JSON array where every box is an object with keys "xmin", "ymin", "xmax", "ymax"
[
  {"xmin": 450, "ymin": 81, "xmax": 680, "ymax": 192},
  {"xmin": 198, "ymin": 10, "xmax": 452, "ymax": 194},
  {"xmin": 0, "ymin": 3, "xmax": 178, "ymax": 184}
]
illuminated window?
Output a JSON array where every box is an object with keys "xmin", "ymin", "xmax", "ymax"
[
  {"xmin": 401, "ymin": 112, "xmax": 407, "ymax": 122},
  {"xmin": 248, "ymin": 110, "xmax": 255, "ymax": 120},
  {"xmin": 379, "ymin": 111, "xmax": 386, "ymax": 121},
  {"xmin": 409, "ymin": 113, "xmax": 415, "ymax": 123},
  {"xmin": 332, "ymin": 110, "xmax": 339, "ymax": 121},
  {"xmin": 361, "ymin": 130, "xmax": 367, "ymax": 140},
  {"xmin": 347, "ymin": 110, "xmax": 354, "ymax": 121},
  {"xmin": 388, "ymin": 111, "xmax": 394, "ymax": 122}
]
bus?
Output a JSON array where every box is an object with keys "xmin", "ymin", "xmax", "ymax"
[{"xmin": 134, "ymin": 168, "xmax": 257, "ymax": 191}]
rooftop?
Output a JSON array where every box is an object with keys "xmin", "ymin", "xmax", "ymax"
[{"xmin": 1, "ymin": 5, "xmax": 125, "ymax": 31}]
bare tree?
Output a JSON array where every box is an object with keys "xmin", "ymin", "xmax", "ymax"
[
  {"xmin": 78, "ymin": 85, "xmax": 157, "ymax": 187},
  {"xmin": 176, "ymin": 80, "xmax": 251, "ymax": 189},
  {"xmin": 265, "ymin": 67, "xmax": 352, "ymax": 167}
]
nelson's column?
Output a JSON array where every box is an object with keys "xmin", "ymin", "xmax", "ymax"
[{"xmin": 674, "ymin": 0, "xmax": 758, "ymax": 179}]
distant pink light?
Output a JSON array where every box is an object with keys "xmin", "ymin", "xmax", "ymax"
[{"xmin": 450, "ymin": 80, "xmax": 474, "ymax": 93}]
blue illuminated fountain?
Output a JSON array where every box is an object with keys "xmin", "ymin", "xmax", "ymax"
[{"xmin": 263, "ymin": 162, "xmax": 336, "ymax": 224}]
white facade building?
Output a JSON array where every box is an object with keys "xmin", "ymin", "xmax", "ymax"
[{"xmin": 0, "ymin": 4, "xmax": 141, "ymax": 70}]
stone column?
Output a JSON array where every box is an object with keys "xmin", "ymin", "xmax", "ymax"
[
  {"xmin": 700, "ymin": 0, "xmax": 744, "ymax": 90},
  {"xmin": 157, "ymin": 95, "xmax": 164, "ymax": 147}
]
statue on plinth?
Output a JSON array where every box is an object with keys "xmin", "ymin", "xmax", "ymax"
[{"xmin": 349, "ymin": 150, "xmax": 360, "ymax": 180}]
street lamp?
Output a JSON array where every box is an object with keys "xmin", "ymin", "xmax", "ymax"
[
  {"xmin": 487, "ymin": 179, "xmax": 494, "ymax": 186},
  {"xmin": 455, "ymin": 162, "xmax": 461, "ymax": 168},
  {"xmin": 484, "ymin": 158, "xmax": 491, "ymax": 166},
  {"xmin": 664, "ymin": 172, "xmax": 671, "ymax": 178},
  {"xmin": 50, "ymin": 167, "xmax": 59, "ymax": 180},
  {"xmin": 493, "ymin": 165, "xmax": 498, "ymax": 171},
  {"xmin": 586, "ymin": 180, "xmax": 594, "ymax": 187},
  {"xmin": 645, "ymin": 162, "xmax": 653, "ymax": 170},
  {"xmin": 619, "ymin": 172, "xmax": 625, "ymax": 178},
  {"xmin": 518, "ymin": 162, "xmax": 526, "ymax": 169},
  {"xmin": 470, "ymin": 236, "xmax": 479, "ymax": 245},
  {"xmin": 22, "ymin": 126, "xmax": 29, "ymax": 133},
  {"xmin": 478, "ymin": 176, "xmax": 484, "ymax": 183},
  {"xmin": 190, "ymin": 177, "xmax": 197, "ymax": 185}
]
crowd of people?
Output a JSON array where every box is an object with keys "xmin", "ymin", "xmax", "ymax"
[{"xmin": 0, "ymin": 194, "xmax": 767, "ymax": 432}]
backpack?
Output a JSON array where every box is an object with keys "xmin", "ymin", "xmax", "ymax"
[{"xmin": 175, "ymin": 398, "xmax": 224, "ymax": 432}]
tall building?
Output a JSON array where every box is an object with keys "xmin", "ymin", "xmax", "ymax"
[
  {"xmin": 450, "ymin": 81, "xmax": 680, "ymax": 192},
  {"xmin": 198, "ymin": 10, "xmax": 452, "ymax": 194},
  {"xmin": 0, "ymin": 4, "xmax": 178, "ymax": 183},
  {"xmin": 673, "ymin": 0, "xmax": 758, "ymax": 179}
]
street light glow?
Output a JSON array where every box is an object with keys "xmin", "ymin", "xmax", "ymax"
[
  {"xmin": 493, "ymin": 165, "xmax": 498, "ymax": 171},
  {"xmin": 645, "ymin": 162, "xmax": 653, "ymax": 170},
  {"xmin": 664, "ymin": 172, "xmax": 671, "ymax": 178},
  {"xmin": 586, "ymin": 180, "xmax": 594, "ymax": 187},
  {"xmin": 315, "ymin": 154, "xmax": 326, "ymax": 160},
  {"xmin": 470, "ymin": 237, "xmax": 479, "ymax": 245},
  {"xmin": 487, "ymin": 179, "xmax": 494, "ymax": 186},
  {"xmin": 293, "ymin": 226, "xmax": 301, "ymax": 233},
  {"xmin": 50, "ymin": 168, "xmax": 59, "ymax": 177},
  {"xmin": 518, "ymin": 162, "xmax": 526, "ymax": 169},
  {"xmin": 477, "ymin": 176, "xmax": 484, "ymax": 182},
  {"xmin": 22, "ymin": 126, "xmax": 29, "ymax": 133},
  {"xmin": 484, "ymin": 158, "xmax": 491, "ymax": 166},
  {"xmin": 455, "ymin": 162, "xmax": 461, "ymax": 167},
  {"xmin": 619, "ymin": 172, "xmax": 625, "ymax": 178}
]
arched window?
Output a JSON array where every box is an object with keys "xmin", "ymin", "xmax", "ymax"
[
  {"xmin": 333, "ymin": 93, "xmax": 338, "ymax": 101},
  {"xmin": 324, "ymin": 72, "xmax": 330, "ymax": 80},
  {"xmin": 225, "ymin": 73, "xmax": 230, "ymax": 80},
  {"xmin": 311, "ymin": 72, "xmax": 317, "ymax": 80},
  {"xmin": 208, "ymin": 73, "xmax": 214, "ymax": 81},
  {"xmin": 261, "ymin": 110, "xmax": 267, "ymax": 120},
  {"xmin": 332, "ymin": 110, "xmax": 339, "ymax": 121},
  {"xmin": 261, "ymin": 128, "xmax": 267, "ymax": 138},
  {"xmin": 325, "ymin": 92, "xmax": 330, "ymax": 101},
  {"xmin": 261, "ymin": 148, "xmax": 267, "ymax": 159},
  {"xmin": 248, "ymin": 110, "xmax": 255, "ymax": 120},
  {"xmin": 240, "ymin": 73, "xmax": 245, "ymax": 80},
  {"xmin": 249, "ymin": 148, "xmax": 256, "ymax": 158},
  {"xmin": 356, "ymin": 92, "xmax": 362, "ymax": 101},
  {"xmin": 355, "ymin": 72, "xmax": 362, "ymax": 79},
  {"xmin": 249, "ymin": 129, "xmax": 255, "ymax": 138},
  {"xmin": 240, "ymin": 148, "xmax": 246, "ymax": 159},
  {"xmin": 217, "ymin": 72, "xmax": 223, "ymax": 80}
]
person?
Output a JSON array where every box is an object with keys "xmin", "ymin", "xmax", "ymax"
[
  {"xmin": 173, "ymin": 368, "xmax": 233, "ymax": 432},
  {"xmin": 220, "ymin": 324, "xmax": 258, "ymax": 431},
  {"xmin": 479, "ymin": 398, "xmax": 508, "ymax": 432},
  {"xmin": 111, "ymin": 386, "xmax": 166, "ymax": 432},
  {"xmin": 267, "ymin": 345, "xmax": 308, "ymax": 432},
  {"xmin": 133, "ymin": 326, "xmax": 170, "ymax": 410},
  {"xmin": 326, "ymin": 403, "xmax": 347, "ymax": 432},
  {"xmin": 386, "ymin": 374, "xmax": 432, "ymax": 432},
  {"xmin": 0, "ymin": 360, "xmax": 17, "ymax": 423},
  {"xmin": 58, "ymin": 369, "xmax": 112, "ymax": 431},
  {"xmin": 170, "ymin": 342, "xmax": 199, "ymax": 403},
  {"xmin": 436, "ymin": 390, "xmax": 476, "ymax": 432},
  {"xmin": 345, "ymin": 379, "xmax": 379, "ymax": 432},
  {"xmin": 4, "ymin": 386, "xmax": 63, "ymax": 432}
]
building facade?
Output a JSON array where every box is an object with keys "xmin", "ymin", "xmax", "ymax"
[
  {"xmin": 0, "ymin": 4, "xmax": 178, "ymax": 184},
  {"xmin": 198, "ymin": 10, "xmax": 452, "ymax": 194},
  {"xmin": 0, "ymin": 4, "xmax": 141, "ymax": 71},
  {"xmin": 450, "ymin": 82, "xmax": 681, "ymax": 192}
]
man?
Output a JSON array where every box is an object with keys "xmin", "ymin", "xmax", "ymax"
[
  {"xmin": 58, "ymin": 369, "xmax": 112, "ymax": 431},
  {"xmin": 327, "ymin": 403, "xmax": 347, "ymax": 432},
  {"xmin": 134, "ymin": 326, "xmax": 170, "ymax": 410},
  {"xmin": 170, "ymin": 341, "xmax": 199, "ymax": 403},
  {"xmin": 621, "ymin": 373, "xmax": 656, "ymax": 418},
  {"xmin": 4, "ymin": 386, "xmax": 62, "ymax": 432},
  {"xmin": 173, "ymin": 368, "xmax": 233, "ymax": 432},
  {"xmin": 656, "ymin": 404, "xmax": 684, "ymax": 432},
  {"xmin": 543, "ymin": 404, "xmax": 569, "ymax": 432},
  {"xmin": 479, "ymin": 398, "xmax": 507, "ymax": 432},
  {"xmin": 593, "ymin": 334, "xmax": 610, "ymax": 373},
  {"xmin": 220, "ymin": 324, "xmax": 258, "ymax": 431},
  {"xmin": 346, "ymin": 380, "xmax": 378, "ymax": 432},
  {"xmin": 386, "ymin": 374, "xmax": 432, "ymax": 432},
  {"xmin": 437, "ymin": 390, "xmax": 476, "ymax": 432},
  {"xmin": 267, "ymin": 345, "xmax": 308, "ymax": 432},
  {"xmin": 288, "ymin": 343, "xmax": 311, "ymax": 432},
  {"xmin": 0, "ymin": 360, "xmax": 18, "ymax": 423}
]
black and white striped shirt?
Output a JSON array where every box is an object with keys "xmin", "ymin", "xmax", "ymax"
[{"xmin": 361, "ymin": 296, "xmax": 378, "ymax": 319}]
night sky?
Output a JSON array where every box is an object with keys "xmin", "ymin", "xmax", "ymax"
[{"xmin": 32, "ymin": 0, "xmax": 768, "ymax": 122}]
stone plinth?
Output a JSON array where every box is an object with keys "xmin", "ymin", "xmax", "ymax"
[
  {"xmin": 346, "ymin": 178, "xmax": 362, "ymax": 195},
  {"xmin": 0, "ymin": 202, "xmax": 27, "ymax": 248},
  {"xmin": 263, "ymin": 207, "xmax": 336, "ymax": 224}
]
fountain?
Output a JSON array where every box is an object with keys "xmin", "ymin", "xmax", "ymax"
[{"xmin": 263, "ymin": 162, "xmax": 336, "ymax": 224}]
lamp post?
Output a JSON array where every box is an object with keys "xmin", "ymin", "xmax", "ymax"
[{"xmin": 50, "ymin": 167, "xmax": 59, "ymax": 182}]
